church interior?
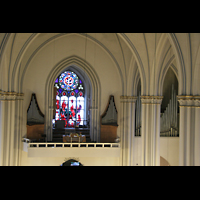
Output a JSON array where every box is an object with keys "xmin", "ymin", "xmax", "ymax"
[{"xmin": 0, "ymin": 33, "xmax": 200, "ymax": 166}]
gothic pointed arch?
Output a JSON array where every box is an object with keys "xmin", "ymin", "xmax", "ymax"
[
  {"xmin": 54, "ymin": 70, "xmax": 86, "ymax": 128},
  {"xmin": 166, "ymin": 33, "xmax": 186, "ymax": 95},
  {"xmin": 45, "ymin": 56, "xmax": 101, "ymax": 142}
]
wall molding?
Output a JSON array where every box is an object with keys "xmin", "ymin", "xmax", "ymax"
[
  {"xmin": 120, "ymin": 96, "xmax": 137, "ymax": 103},
  {"xmin": 177, "ymin": 95, "xmax": 200, "ymax": 107},
  {"xmin": 140, "ymin": 96, "xmax": 163, "ymax": 104},
  {"xmin": 0, "ymin": 91, "xmax": 24, "ymax": 101}
]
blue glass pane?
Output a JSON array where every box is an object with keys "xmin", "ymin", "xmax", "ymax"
[
  {"xmin": 55, "ymin": 78, "xmax": 58, "ymax": 83},
  {"xmin": 58, "ymin": 88, "xmax": 63, "ymax": 94},
  {"xmin": 75, "ymin": 89, "xmax": 79, "ymax": 94}
]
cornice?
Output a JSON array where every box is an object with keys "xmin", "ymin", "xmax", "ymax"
[
  {"xmin": 0, "ymin": 91, "xmax": 24, "ymax": 101},
  {"xmin": 177, "ymin": 95, "xmax": 200, "ymax": 100},
  {"xmin": 120, "ymin": 96, "xmax": 137, "ymax": 103},
  {"xmin": 140, "ymin": 96, "xmax": 163, "ymax": 104},
  {"xmin": 177, "ymin": 95, "xmax": 200, "ymax": 107}
]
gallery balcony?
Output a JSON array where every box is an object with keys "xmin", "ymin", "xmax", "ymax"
[{"xmin": 22, "ymin": 138, "xmax": 121, "ymax": 158}]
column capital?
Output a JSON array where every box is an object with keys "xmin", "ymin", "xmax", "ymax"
[
  {"xmin": 140, "ymin": 96, "xmax": 163, "ymax": 105},
  {"xmin": 0, "ymin": 91, "xmax": 24, "ymax": 101},
  {"xmin": 177, "ymin": 95, "xmax": 200, "ymax": 107},
  {"xmin": 120, "ymin": 96, "xmax": 137, "ymax": 103}
]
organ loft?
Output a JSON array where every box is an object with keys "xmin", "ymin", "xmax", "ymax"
[{"xmin": 0, "ymin": 33, "xmax": 200, "ymax": 166}]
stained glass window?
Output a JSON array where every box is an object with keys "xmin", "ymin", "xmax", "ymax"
[{"xmin": 54, "ymin": 71, "xmax": 85, "ymax": 128}]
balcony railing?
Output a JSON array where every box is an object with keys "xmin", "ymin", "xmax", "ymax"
[{"xmin": 22, "ymin": 138, "xmax": 120, "ymax": 158}]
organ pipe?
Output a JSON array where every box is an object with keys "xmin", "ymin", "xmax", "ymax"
[
  {"xmin": 160, "ymin": 85, "xmax": 178, "ymax": 137},
  {"xmin": 135, "ymin": 85, "xmax": 178, "ymax": 137},
  {"xmin": 135, "ymin": 91, "xmax": 141, "ymax": 136}
]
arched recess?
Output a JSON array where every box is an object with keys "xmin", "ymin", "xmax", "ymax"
[
  {"xmin": 117, "ymin": 33, "xmax": 147, "ymax": 95},
  {"xmin": 149, "ymin": 33, "xmax": 177, "ymax": 96},
  {"xmin": 166, "ymin": 33, "xmax": 186, "ymax": 95},
  {"xmin": 126, "ymin": 56, "xmax": 143, "ymax": 97},
  {"xmin": 161, "ymin": 66, "xmax": 179, "ymax": 112},
  {"xmin": 45, "ymin": 56, "xmax": 101, "ymax": 142},
  {"xmin": 134, "ymin": 73, "xmax": 142, "ymax": 137},
  {"xmin": 157, "ymin": 55, "xmax": 178, "ymax": 96},
  {"xmin": 153, "ymin": 35, "xmax": 179, "ymax": 96},
  {"xmin": 160, "ymin": 65, "xmax": 179, "ymax": 139},
  {"xmin": 148, "ymin": 33, "xmax": 186, "ymax": 96}
]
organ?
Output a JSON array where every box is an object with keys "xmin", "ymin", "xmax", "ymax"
[
  {"xmin": 26, "ymin": 93, "xmax": 45, "ymax": 141},
  {"xmin": 100, "ymin": 95, "xmax": 118, "ymax": 143},
  {"xmin": 135, "ymin": 91, "xmax": 141, "ymax": 136},
  {"xmin": 160, "ymin": 85, "xmax": 179, "ymax": 137},
  {"xmin": 135, "ymin": 85, "xmax": 179, "ymax": 137}
]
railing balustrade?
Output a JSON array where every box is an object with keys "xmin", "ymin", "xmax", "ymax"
[{"xmin": 22, "ymin": 138, "xmax": 120, "ymax": 149}]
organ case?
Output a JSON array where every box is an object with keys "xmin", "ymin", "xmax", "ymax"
[{"xmin": 100, "ymin": 95, "xmax": 118, "ymax": 143}]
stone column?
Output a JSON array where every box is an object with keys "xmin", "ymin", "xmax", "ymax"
[
  {"xmin": 177, "ymin": 96, "xmax": 200, "ymax": 166},
  {"xmin": 120, "ymin": 96, "xmax": 137, "ymax": 166},
  {"xmin": 140, "ymin": 96, "xmax": 163, "ymax": 166},
  {"xmin": 90, "ymin": 107, "xmax": 98, "ymax": 142},
  {"xmin": 0, "ymin": 91, "xmax": 24, "ymax": 166},
  {"xmin": 46, "ymin": 105, "xmax": 53, "ymax": 142}
]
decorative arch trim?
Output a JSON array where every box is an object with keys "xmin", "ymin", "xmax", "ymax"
[
  {"xmin": 157, "ymin": 54, "xmax": 177, "ymax": 95},
  {"xmin": 167, "ymin": 33, "xmax": 186, "ymax": 95},
  {"xmin": 118, "ymin": 33, "xmax": 146, "ymax": 95},
  {"xmin": 131, "ymin": 64, "xmax": 141, "ymax": 96},
  {"xmin": 6, "ymin": 33, "xmax": 124, "ymax": 94}
]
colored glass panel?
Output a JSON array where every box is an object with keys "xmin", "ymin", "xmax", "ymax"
[
  {"xmin": 54, "ymin": 70, "xmax": 85, "ymax": 128},
  {"xmin": 77, "ymin": 97, "xmax": 84, "ymax": 126},
  {"xmin": 59, "ymin": 71, "xmax": 79, "ymax": 91}
]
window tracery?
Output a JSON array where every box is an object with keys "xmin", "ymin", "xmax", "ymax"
[{"xmin": 54, "ymin": 71, "xmax": 85, "ymax": 128}]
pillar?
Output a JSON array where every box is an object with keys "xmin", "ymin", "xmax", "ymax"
[
  {"xmin": 120, "ymin": 96, "xmax": 137, "ymax": 166},
  {"xmin": 177, "ymin": 96, "xmax": 200, "ymax": 166},
  {"xmin": 0, "ymin": 91, "xmax": 24, "ymax": 166},
  {"xmin": 90, "ymin": 107, "xmax": 99, "ymax": 142},
  {"xmin": 140, "ymin": 96, "xmax": 163, "ymax": 166}
]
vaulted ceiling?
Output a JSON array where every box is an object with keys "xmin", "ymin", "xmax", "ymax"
[{"xmin": 1, "ymin": 33, "xmax": 200, "ymax": 95}]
